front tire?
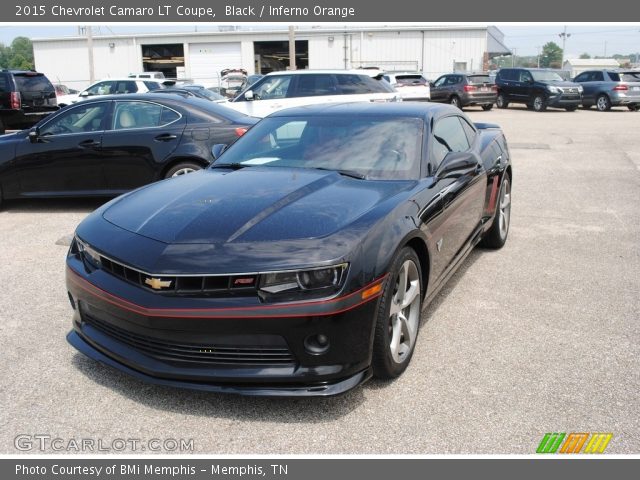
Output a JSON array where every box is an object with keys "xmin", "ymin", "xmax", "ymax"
[
  {"xmin": 496, "ymin": 93, "xmax": 509, "ymax": 109},
  {"xmin": 450, "ymin": 95, "xmax": 462, "ymax": 109},
  {"xmin": 164, "ymin": 161, "xmax": 203, "ymax": 179},
  {"xmin": 372, "ymin": 247, "xmax": 423, "ymax": 379},
  {"xmin": 482, "ymin": 104, "xmax": 493, "ymax": 111},
  {"xmin": 481, "ymin": 173, "xmax": 511, "ymax": 249},
  {"xmin": 596, "ymin": 94, "xmax": 611, "ymax": 112},
  {"xmin": 565, "ymin": 106, "xmax": 578, "ymax": 112},
  {"xmin": 533, "ymin": 94, "xmax": 547, "ymax": 112}
]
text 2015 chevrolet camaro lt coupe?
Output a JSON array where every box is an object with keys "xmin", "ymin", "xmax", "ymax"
[{"xmin": 66, "ymin": 103, "xmax": 512, "ymax": 396}]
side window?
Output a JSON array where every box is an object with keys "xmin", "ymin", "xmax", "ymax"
[
  {"xmin": 592, "ymin": 71, "xmax": 604, "ymax": 82},
  {"xmin": 112, "ymin": 101, "xmax": 179, "ymax": 130},
  {"xmin": 248, "ymin": 75, "xmax": 292, "ymax": 100},
  {"xmin": 431, "ymin": 116, "xmax": 471, "ymax": 168},
  {"xmin": 144, "ymin": 81, "xmax": 162, "ymax": 91},
  {"xmin": 459, "ymin": 117, "xmax": 477, "ymax": 145},
  {"xmin": 85, "ymin": 81, "xmax": 114, "ymax": 96},
  {"xmin": 433, "ymin": 76, "xmax": 447, "ymax": 87},
  {"xmin": 574, "ymin": 72, "xmax": 589, "ymax": 82},
  {"xmin": 40, "ymin": 102, "xmax": 109, "ymax": 136},
  {"xmin": 335, "ymin": 74, "xmax": 390, "ymax": 94},
  {"xmin": 520, "ymin": 71, "xmax": 533, "ymax": 83},
  {"xmin": 292, "ymin": 74, "xmax": 338, "ymax": 97},
  {"xmin": 114, "ymin": 81, "xmax": 138, "ymax": 94}
]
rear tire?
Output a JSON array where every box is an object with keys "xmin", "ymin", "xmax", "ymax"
[
  {"xmin": 449, "ymin": 95, "xmax": 462, "ymax": 109},
  {"xmin": 596, "ymin": 94, "xmax": 611, "ymax": 112},
  {"xmin": 372, "ymin": 247, "xmax": 423, "ymax": 380},
  {"xmin": 164, "ymin": 161, "xmax": 203, "ymax": 179},
  {"xmin": 628, "ymin": 105, "xmax": 640, "ymax": 112},
  {"xmin": 496, "ymin": 93, "xmax": 509, "ymax": 109},
  {"xmin": 533, "ymin": 94, "xmax": 547, "ymax": 112},
  {"xmin": 481, "ymin": 173, "xmax": 511, "ymax": 249},
  {"xmin": 482, "ymin": 104, "xmax": 493, "ymax": 111}
]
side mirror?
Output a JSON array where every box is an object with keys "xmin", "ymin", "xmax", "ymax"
[
  {"xmin": 429, "ymin": 82, "xmax": 435, "ymax": 88},
  {"xmin": 436, "ymin": 151, "xmax": 477, "ymax": 179},
  {"xmin": 211, "ymin": 144, "xmax": 227, "ymax": 159},
  {"xmin": 79, "ymin": 91, "xmax": 89, "ymax": 97},
  {"xmin": 244, "ymin": 90, "xmax": 254, "ymax": 101},
  {"xmin": 28, "ymin": 127, "xmax": 40, "ymax": 144}
]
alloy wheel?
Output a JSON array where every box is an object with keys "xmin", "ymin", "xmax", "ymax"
[
  {"xmin": 499, "ymin": 177, "xmax": 511, "ymax": 239},
  {"xmin": 171, "ymin": 167, "xmax": 196, "ymax": 177},
  {"xmin": 388, "ymin": 259, "xmax": 421, "ymax": 364}
]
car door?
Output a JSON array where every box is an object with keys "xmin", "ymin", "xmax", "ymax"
[
  {"xmin": 100, "ymin": 100, "xmax": 186, "ymax": 192},
  {"xmin": 574, "ymin": 71, "xmax": 594, "ymax": 104},
  {"xmin": 514, "ymin": 70, "xmax": 534, "ymax": 102},
  {"xmin": 423, "ymin": 115, "xmax": 486, "ymax": 283},
  {"xmin": 430, "ymin": 76, "xmax": 449, "ymax": 102},
  {"xmin": 14, "ymin": 101, "xmax": 110, "ymax": 195}
]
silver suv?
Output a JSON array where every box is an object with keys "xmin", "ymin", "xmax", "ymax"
[{"xmin": 573, "ymin": 70, "xmax": 640, "ymax": 111}]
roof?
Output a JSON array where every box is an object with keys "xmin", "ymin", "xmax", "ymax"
[
  {"xmin": 268, "ymin": 101, "xmax": 455, "ymax": 119},
  {"xmin": 563, "ymin": 58, "xmax": 620, "ymax": 67},
  {"xmin": 265, "ymin": 69, "xmax": 384, "ymax": 77}
]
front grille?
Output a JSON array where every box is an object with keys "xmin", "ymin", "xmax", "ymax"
[
  {"xmin": 561, "ymin": 87, "xmax": 580, "ymax": 94},
  {"xmin": 84, "ymin": 314, "xmax": 295, "ymax": 366},
  {"xmin": 96, "ymin": 255, "xmax": 257, "ymax": 297}
]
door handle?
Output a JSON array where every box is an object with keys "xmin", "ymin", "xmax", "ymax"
[
  {"xmin": 78, "ymin": 139, "xmax": 100, "ymax": 149},
  {"xmin": 154, "ymin": 133, "xmax": 178, "ymax": 142}
]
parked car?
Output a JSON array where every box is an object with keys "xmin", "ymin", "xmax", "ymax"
[
  {"xmin": 153, "ymin": 85, "xmax": 228, "ymax": 103},
  {"xmin": 1, "ymin": 69, "xmax": 58, "ymax": 134},
  {"xmin": 429, "ymin": 73, "xmax": 497, "ymax": 110},
  {"xmin": 227, "ymin": 70, "xmax": 399, "ymax": 117},
  {"xmin": 0, "ymin": 94, "xmax": 257, "ymax": 206},
  {"xmin": 495, "ymin": 68, "xmax": 583, "ymax": 112},
  {"xmin": 65, "ymin": 102, "xmax": 512, "ymax": 396},
  {"xmin": 573, "ymin": 70, "xmax": 640, "ymax": 111},
  {"xmin": 220, "ymin": 69, "xmax": 249, "ymax": 98},
  {"xmin": 58, "ymin": 78, "xmax": 176, "ymax": 106},
  {"xmin": 382, "ymin": 72, "xmax": 431, "ymax": 101}
]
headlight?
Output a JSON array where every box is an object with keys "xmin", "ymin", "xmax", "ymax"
[
  {"xmin": 548, "ymin": 86, "xmax": 560, "ymax": 94},
  {"xmin": 73, "ymin": 236, "xmax": 102, "ymax": 269},
  {"xmin": 259, "ymin": 263, "xmax": 348, "ymax": 300},
  {"xmin": 577, "ymin": 85, "xmax": 584, "ymax": 93}
]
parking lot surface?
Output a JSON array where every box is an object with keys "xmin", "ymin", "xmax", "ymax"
[{"xmin": 1, "ymin": 107, "xmax": 638, "ymax": 454}]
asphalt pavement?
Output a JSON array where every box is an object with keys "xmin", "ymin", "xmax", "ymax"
[{"xmin": 0, "ymin": 106, "xmax": 638, "ymax": 454}]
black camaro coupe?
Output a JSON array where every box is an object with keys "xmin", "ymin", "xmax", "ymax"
[{"xmin": 66, "ymin": 102, "xmax": 512, "ymax": 396}]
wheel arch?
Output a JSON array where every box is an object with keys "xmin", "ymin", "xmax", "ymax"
[
  {"xmin": 405, "ymin": 236, "xmax": 431, "ymax": 298},
  {"xmin": 159, "ymin": 156, "xmax": 209, "ymax": 180}
]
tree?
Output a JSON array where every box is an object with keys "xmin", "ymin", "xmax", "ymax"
[
  {"xmin": 0, "ymin": 36, "xmax": 34, "ymax": 70},
  {"xmin": 579, "ymin": 53, "xmax": 591, "ymax": 59},
  {"xmin": 540, "ymin": 42, "xmax": 563, "ymax": 68}
]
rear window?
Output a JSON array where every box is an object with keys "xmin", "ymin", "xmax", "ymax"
[
  {"xmin": 395, "ymin": 75, "xmax": 427, "ymax": 85},
  {"xmin": 467, "ymin": 75, "xmax": 492, "ymax": 84},
  {"xmin": 335, "ymin": 74, "xmax": 394, "ymax": 94},
  {"xmin": 611, "ymin": 72, "xmax": 640, "ymax": 82},
  {"xmin": 13, "ymin": 74, "xmax": 54, "ymax": 92}
]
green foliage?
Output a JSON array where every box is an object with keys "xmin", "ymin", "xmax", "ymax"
[
  {"xmin": 0, "ymin": 36, "xmax": 34, "ymax": 70},
  {"xmin": 579, "ymin": 53, "xmax": 591, "ymax": 59},
  {"xmin": 541, "ymin": 42, "xmax": 563, "ymax": 68}
]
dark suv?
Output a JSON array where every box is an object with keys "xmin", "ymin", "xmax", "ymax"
[
  {"xmin": 429, "ymin": 73, "xmax": 497, "ymax": 110},
  {"xmin": 495, "ymin": 68, "xmax": 583, "ymax": 112},
  {"xmin": 0, "ymin": 70, "xmax": 57, "ymax": 134}
]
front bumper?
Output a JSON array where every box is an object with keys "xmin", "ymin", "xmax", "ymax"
[
  {"xmin": 547, "ymin": 93, "xmax": 582, "ymax": 107},
  {"xmin": 66, "ymin": 262, "xmax": 383, "ymax": 397}
]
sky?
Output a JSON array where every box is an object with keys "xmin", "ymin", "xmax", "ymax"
[{"xmin": 1, "ymin": 24, "xmax": 639, "ymax": 58}]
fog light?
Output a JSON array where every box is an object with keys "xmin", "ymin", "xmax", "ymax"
[{"xmin": 304, "ymin": 334, "xmax": 330, "ymax": 355}]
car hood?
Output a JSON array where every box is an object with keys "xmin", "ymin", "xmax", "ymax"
[{"xmin": 102, "ymin": 168, "xmax": 414, "ymax": 245}]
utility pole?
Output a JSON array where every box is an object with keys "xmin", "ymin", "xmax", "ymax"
[
  {"xmin": 288, "ymin": 26, "xmax": 296, "ymax": 71},
  {"xmin": 511, "ymin": 48, "xmax": 517, "ymax": 67},
  {"xmin": 558, "ymin": 26, "xmax": 571, "ymax": 67},
  {"xmin": 86, "ymin": 25, "xmax": 95, "ymax": 83},
  {"xmin": 537, "ymin": 46, "xmax": 541, "ymax": 68}
]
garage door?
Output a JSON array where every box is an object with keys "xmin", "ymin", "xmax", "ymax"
[{"xmin": 189, "ymin": 42, "xmax": 242, "ymax": 84}]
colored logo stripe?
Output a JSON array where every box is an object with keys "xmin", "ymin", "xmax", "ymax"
[
  {"xmin": 537, "ymin": 433, "xmax": 566, "ymax": 453},
  {"xmin": 584, "ymin": 433, "xmax": 613, "ymax": 454},
  {"xmin": 559, "ymin": 433, "xmax": 589, "ymax": 454}
]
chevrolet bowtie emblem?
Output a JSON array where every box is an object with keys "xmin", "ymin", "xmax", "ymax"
[{"xmin": 144, "ymin": 277, "xmax": 172, "ymax": 290}]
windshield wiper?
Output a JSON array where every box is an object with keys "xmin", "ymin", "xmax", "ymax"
[{"xmin": 313, "ymin": 167, "xmax": 367, "ymax": 180}]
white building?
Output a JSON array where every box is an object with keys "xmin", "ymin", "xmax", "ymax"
[
  {"xmin": 32, "ymin": 25, "xmax": 510, "ymax": 90},
  {"xmin": 562, "ymin": 58, "xmax": 621, "ymax": 77}
]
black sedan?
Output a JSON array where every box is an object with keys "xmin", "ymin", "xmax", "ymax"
[
  {"xmin": 0, "ymin": 94, "xmax": 257, "ymax": 206},
  {"xmin": 66, "ymin": 102, "xmax": 512, "ymax": 396}
]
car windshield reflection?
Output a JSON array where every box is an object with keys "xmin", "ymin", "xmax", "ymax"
[{"xmin": 213, "ymin": 116, "xmax": 424, "ymax": 180}]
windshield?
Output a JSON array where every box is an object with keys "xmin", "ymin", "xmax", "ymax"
[
  {"xmin": 531, "ymin": 71, "xmax": 564, "ymax": 82},
  {"xmin": 213, "ymin": 115, "xmax": 424, "ymax": 180}
]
